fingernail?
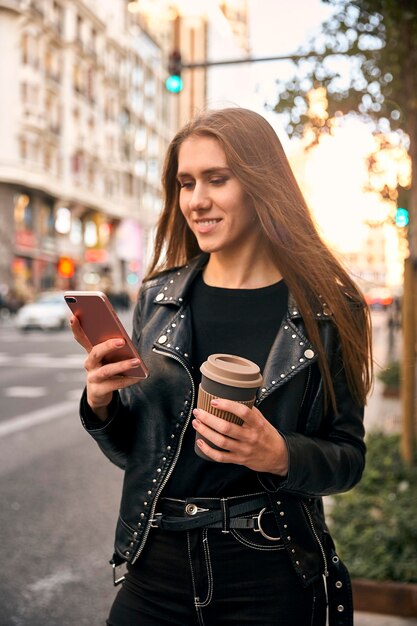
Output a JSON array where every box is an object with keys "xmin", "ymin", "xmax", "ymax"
[
  {"xmin": 115, "ymin": 339, "xmax": 125, "ymax": 347},
  {"xmin": 193, "ymin": 408, "xmax": 200, "ymax": 417},
  {"xmin": 210, "ymin": 399, "xmax": 219, "ymax": 407},
  {"xmin": 130, "ymin": 358, "xmax": 141, "ymax": 365}
]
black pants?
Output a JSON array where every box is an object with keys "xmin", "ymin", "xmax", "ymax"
[{"xmin": 107, "ymin": 513, "xmax": 327, "ymax": 626}]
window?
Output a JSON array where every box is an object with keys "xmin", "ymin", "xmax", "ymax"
[
  {"xmin": 86, "ymin": 66, "xmax": 95, "ymax": 102},
  {"xmin": 21, "ymin": 32, "xmax": 29, "ymax": 65},
  {"xmin": 19, "ymin": 137, "xmax": 28, "ymax": 160},
  {"xmin": 21, "ymin": 82, "xmax": 28, "ymax": 105},
  {"xmin": 76, "ymin": 15, "xmax": 83, "ymax": 43}
]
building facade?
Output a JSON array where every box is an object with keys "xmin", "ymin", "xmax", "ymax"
[
  {"xmin": 0, "ymin": 0, "xmax": 250, "ymax": 305},
  {"xmin": 0, "ymin": 0, "xmax": 173, "ymax": 303}
]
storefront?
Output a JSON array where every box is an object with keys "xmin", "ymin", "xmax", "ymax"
[{"xmin": 0, "ymin": 186, "xmax": 147, "ymax": 304}]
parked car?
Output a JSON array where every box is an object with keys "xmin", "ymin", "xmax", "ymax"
[{"xmin": 15, "ymin": 291, "xmax": 70, "ymax": 331}]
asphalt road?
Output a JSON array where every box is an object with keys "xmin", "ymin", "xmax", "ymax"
[
  {"xmin": 0, "ymin": 320, "xmax": 124, "ymax": 625},
  {"xmin": 0, "ymin": 311, "xmax": 414, "ymax": 625}
]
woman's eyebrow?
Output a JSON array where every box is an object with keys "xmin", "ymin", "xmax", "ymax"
[{"xmin": 177, "ymin": 166, "xmax": 231, "ymax": 177}]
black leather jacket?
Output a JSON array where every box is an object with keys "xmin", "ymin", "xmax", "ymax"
[{"xmin": 81, "ymin": 254, "xmax": 365, "ymax": 619}]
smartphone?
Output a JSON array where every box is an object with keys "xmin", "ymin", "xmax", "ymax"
[{"xmin": 64, "ymin": 291, "xmax": 149, "ymax": 379}]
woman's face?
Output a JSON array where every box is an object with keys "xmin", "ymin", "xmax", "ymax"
[{"xmin": 177, "ymin": 135, "xmax": 259, "ymax": 258}]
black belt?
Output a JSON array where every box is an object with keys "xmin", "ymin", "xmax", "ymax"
[{"xmin": 150, "ymin": 492, "xmax": 280, "ymax": 538}]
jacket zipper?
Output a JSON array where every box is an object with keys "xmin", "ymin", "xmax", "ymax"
[
  {"xmin": 132, "ymin": 347, "xmax": 195, "ymax": 564},
  {"xmin": 301, "ymin": 501, "xmax": 328, "ymax": 577},
  {"xmin": 299, "ymin": 366, "xmax": 311, "ymax": 413}
]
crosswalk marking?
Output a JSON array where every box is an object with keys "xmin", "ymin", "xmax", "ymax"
[
  {"xmin": 0, "ymin": 399, "xmax": 78, "ymax": 438},
  {"xmin": 5, "ymin": 386, "xmax": 47, "ymax": 398},
  {"xmin": 0, "ymin": 354, "xmax": 84, "ymax": 369}
]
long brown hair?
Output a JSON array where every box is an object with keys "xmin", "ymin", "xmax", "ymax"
[{"xmin": 146, "ymin": 107, "xmax": 373, "ymax": 408}]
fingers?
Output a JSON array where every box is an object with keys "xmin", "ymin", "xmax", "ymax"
[
  {"xmin": 192, "ymin": 409, "xmax": 243, "ymax": 441},
  {"xmin": 70, "ymin": 315, "xmax": 140, "ymax": 416},
  {"xmin": 209, "ymin": 398, "xmax": 261, "ymax": 425},
  {"xmin": 84, "ymin": 338, "xmax": 126, "ymax": 371},
  {"xmin": 70, "ymin": 315, "xmax": 93, "ymax": 352},
  {"xmin": 85, "ymin": 356, "xmax": 142, "ymax": 413},
  {"xmin": 192, "ymin": 405, "xmax": 253, "ymax": 453},
  {"xmin": 193, "ymin": 413, "xmax": 247, "ymax": 464},
  {"xmin": 86, "ymin": 357, "xmax": 142, "ymax": 382},
  {"xmin": 192, "ymin": 400, "xmax": 260, "ymax": 445},
  {"xmin": 194, "ymin": 418, "xmax": 241, "ymax": 454},
  {"xmin": 192, "ymin": 402, "xmax": 288, "ymax": 474},
  {"xmin": 195, "ymin": 437, "xmax": 229, "ymax": 463}
]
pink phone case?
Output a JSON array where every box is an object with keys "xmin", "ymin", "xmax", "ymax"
[{"xmin": 64, "ymin": 291, "xmax": 149, "ymax": 379}]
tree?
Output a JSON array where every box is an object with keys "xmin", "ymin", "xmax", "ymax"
[{"xmin": 273, "ymin": 0, "xmax": 417, "ymax": 463}]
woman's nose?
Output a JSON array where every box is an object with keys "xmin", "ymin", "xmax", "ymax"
[{"xmin": 189, "ymin": 183, "xmax": 211, "ymax": 210}]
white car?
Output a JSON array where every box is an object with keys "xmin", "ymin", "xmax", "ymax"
[{"xmin": 15, "ymin": 292, "xmax": 70, "ymax": 331}]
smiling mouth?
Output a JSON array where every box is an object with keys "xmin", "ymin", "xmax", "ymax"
[{"xmin": 195, "ymin": 219, "xmax": 221, "ymax": 226}]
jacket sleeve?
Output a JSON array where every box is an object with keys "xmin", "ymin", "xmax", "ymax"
[
  {"xmin": 79, "ymin": 389, "xmax": 134, "ymax": 469},
  {"xmin": 260, "ymin": 334, "xmax": 366, "ymax": 497},
  {"xmin": 78, "ymin": 291, "xmax": 146, "ymax": 469}
]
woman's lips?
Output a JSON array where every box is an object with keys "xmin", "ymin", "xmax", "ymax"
[{"xmin": 194, "ymin": 218, "xmax": 222, "ymax": 233}]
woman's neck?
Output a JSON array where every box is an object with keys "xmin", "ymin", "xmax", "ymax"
[{"xmin": 202, "ymin": 252, "xmax": 282, "ymax": 289}]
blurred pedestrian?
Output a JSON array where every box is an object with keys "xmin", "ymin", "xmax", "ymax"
[{"xmin": 70, "ymin": 107, "xmax": 373, "ymax": 626}]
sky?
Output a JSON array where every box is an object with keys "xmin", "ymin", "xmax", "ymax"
[
  {"xmin": 208, "ymin": 0, "xmax": 333, "ymax": 136},
  {"xmin": 206, "ymin": 0, "xmax": 404, "ymax": 287},
  {"xmin": 247, "ymin": 0, "xmax": 333, "ymax": 109}
]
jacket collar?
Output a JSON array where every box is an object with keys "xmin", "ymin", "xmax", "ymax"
[
  {"xmin": 151, "ymin": 255, "xmax": 333, "ymax": 400},
  {"xmin": 153, "ymin": 254, "xmax": 332, "ymax": 320},
  {"xmin": 288, "ymin": 293, "xmax": 332, "ymax": 320},
  {"xmin": 152, "ymin": 254, "xmax": 209, "ymax": 307}
]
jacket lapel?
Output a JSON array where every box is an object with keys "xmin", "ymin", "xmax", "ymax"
[
  {"xmin": 150, "ymin": 255, "xmax": 333, "ymax": 401},
  {"xmin": 258, "ymin": 315, "xmax": 317, "ymax": 403}
]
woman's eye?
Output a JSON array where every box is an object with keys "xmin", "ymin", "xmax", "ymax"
[
  {"xmin": 178, "ymin": 181, "xmax": 194, "ymax": 189},
  {"xmin": 210, "ymin": 177, "xmax": 227, "ymax": 185}
]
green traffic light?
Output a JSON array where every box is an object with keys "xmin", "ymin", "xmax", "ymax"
[
  {"xmin": 395, "ymin": 207, "xmax": 409, "ymax": 227},
  {"xmin": 165, "ymin": 75, "xmax": 183, "ymax": 93}
]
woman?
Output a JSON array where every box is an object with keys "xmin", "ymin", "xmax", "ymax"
[{"xmin": 71, "ymin": 107, "xmax": 372, "ymax": 626}]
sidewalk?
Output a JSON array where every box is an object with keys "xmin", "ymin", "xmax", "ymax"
[
  {"xmin": 355, "ymin": 613, "xmax": 417, "ymax": 625},
  {"xmin": 354, "ymin": 314, "xmax": 417, "ymax": 624},
  {"xmin": 364, "ymin": 310, "xmax": 401, "ymax": 434}
]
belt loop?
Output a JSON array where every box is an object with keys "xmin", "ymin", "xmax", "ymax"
[{"xmin": 221, "ymin": 497, "xmax": 230, "ymax": 533}]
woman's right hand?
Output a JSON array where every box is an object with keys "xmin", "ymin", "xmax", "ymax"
[{"xmin": 70, "ymin": 315, "xmax": 141, "ymax": 421}]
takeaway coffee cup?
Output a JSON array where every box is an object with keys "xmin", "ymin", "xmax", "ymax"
[{"xmin": 195, "ymin": 353, "xmax": 263, "ymax": 460}]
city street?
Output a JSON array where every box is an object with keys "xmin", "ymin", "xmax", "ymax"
[
  {"xmin": 0, "ymin": 318, "xmax": 126, "ymax": 625},
  {"xmin": 0, "ymin": 311, "xmax": 414, "ymax": 625},
  {"xmin": 0, "ymin": 0, "xmax": 414, "ymax": 623}
]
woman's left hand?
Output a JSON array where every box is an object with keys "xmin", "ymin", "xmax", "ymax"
[{"xmin": 192, "ymin": 399, "xmax": 289, "ymax": 476}]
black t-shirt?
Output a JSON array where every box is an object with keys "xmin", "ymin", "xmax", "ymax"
[{"xmin": 162, "ymin": 272, "xmax": 289, "ymax": 498}]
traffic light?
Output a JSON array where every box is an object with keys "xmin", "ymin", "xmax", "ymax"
[
  {"xmin": 166, "ymin": 50, "xmax": 183, "ymax": 93},
  {"xmin": 395, "ymin": 186, "xmax": 410, "ymax": 228},
  {"xmin": 395, "ymin": 207, "xmax": 409, "ymax": 228}
]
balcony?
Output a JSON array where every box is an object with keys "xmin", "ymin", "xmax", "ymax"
[
  {"xmin": 29, "ymin": 0, "xmax": 44, "ymax": 18},
  {"xmin": 21, "ymin": 108, "xmax": 46, "ymax": 132},
  {"xmin": 0, "ymin": 0, "xmax": 21, "ymax": 13}
]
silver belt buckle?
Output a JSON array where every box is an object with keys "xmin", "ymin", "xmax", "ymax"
[
  {"xmin": 112, "ymin": 562, "xmax": 126, "ymax": 586},
  {"xmin": 185, "ymin": 503, "xmax": 209, "ymax": 516},
  {"xmin": 254, "ymin": 507, "xmax": 281, "ymax": 541}
]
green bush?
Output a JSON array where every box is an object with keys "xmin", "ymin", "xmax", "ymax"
[
  {"xmin": 376, "ymin": 361, "xmax": 400, "ymax": 389},
  {"xmin": 329, "ymin": 432, "xmax": 417, "ymax": 583}
]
